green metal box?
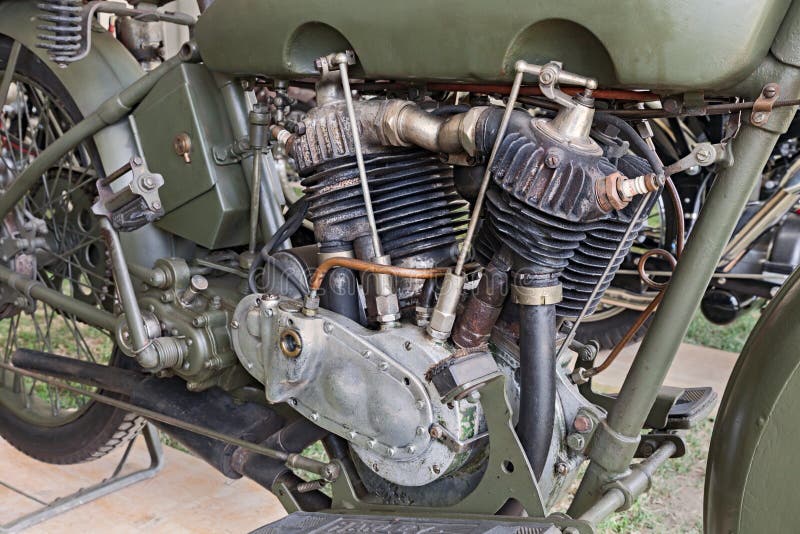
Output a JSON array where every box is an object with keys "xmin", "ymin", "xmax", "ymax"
[{"xmin": 133, "ymin": 63, "xmax": 250, "ymax": 249}]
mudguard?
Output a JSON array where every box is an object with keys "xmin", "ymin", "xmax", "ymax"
[
  {"xmin": 0, "ymin": 0, "xmax": 184, "ymax": 266},
  {"xmin": 705, "ymin": 265, "xmax": 800, "ymax": 532}
]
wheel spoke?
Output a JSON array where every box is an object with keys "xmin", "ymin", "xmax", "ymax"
[{"xmin": 0, "ymin": 73, "xmax": 113, "ymax": 425}]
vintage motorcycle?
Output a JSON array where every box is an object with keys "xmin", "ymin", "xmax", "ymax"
[{"xmin": 0, "ymin": 0, "xmax": 798, "ymax": 531}]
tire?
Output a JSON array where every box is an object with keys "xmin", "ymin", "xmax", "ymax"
[
  {"xmin": 0, "ymin": 36, "xmax": 144, "ymax": 464},
  {"xmin": 575, "ymin": 308, "xmax": 653, "ymax": 350}
]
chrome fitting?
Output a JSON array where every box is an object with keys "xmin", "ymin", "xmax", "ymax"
[
  {"xmin": 366, "ymin": 255, "xmax": 401, "ymax": 324},
  {"xmin": 427, "ymin": 272, "xmax": 465, "ymax": 340},
  {"xmin": 511, "ymin": 283, "xmax": 562, "ymax": 306}
]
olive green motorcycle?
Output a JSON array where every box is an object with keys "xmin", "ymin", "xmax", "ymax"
[{"xmin": 0, "ymin": 0, "xmax": 797, "ymax": 531}]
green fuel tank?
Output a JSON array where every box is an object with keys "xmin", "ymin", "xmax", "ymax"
[{"xmin": 194, "ymin": 0, "xmax": 791, "ymax": 93}]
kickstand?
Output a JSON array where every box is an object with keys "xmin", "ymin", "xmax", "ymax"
[{"xmin": 0, "ymin": 423, "xmax": 164, "ymax": 533}]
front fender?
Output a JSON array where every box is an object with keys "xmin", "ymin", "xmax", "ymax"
[
  {"xmin": 705, "ymin": 265, "xmax": 800, "ymax": 532},
  {"xmin": 0, "ymin": 0, "xmax": 184, "ymax": 265}
]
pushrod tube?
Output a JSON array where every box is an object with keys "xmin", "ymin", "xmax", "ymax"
[{"xmin": 569, "ymin": 108, "xmax": 800, "ymax": 515}]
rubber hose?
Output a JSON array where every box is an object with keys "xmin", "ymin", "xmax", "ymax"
[{"xmin": 517, "ymin": 303, "xmax": 556, "ymax": 480}]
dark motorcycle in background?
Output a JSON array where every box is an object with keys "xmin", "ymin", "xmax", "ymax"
[{"xmin": 579, "ymin": 114, "xmax": 800, "ymax": 348}]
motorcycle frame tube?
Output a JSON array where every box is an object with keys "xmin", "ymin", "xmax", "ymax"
[{"xmin": 569, "ymin": 57, "xmax": 800, "ymax": 518}]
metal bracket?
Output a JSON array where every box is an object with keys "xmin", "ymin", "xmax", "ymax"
[
  {"xmin": 429, "ymin": 423, "xmax": 488, "ymax": 454},
  {"xmin": 328, "ymin": 376, "xmax": 552, "ymax": 519},
  {"xmin": 750, "ymin": 83, "xmax": 780, "ymax": 126},
  {"xmin": 0, "ymin": 424, "xmax": 163, "ymax": 533},
  {"xmin": 635, "ymin": 431, "xmax": 686, "ymax": 459},
  {"xmin": 664, "ymin": 141, "xmax": 732, "ymax": 176},
  {"xmin": 92, "ymin": 157, "xmax": 165, "ymax": 232}
]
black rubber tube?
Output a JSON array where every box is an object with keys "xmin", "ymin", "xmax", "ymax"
[
  {"xmin": 319, "ymin": 267, "xmax": 361, "ymax": 322},
  {"xmin": 517, "ymin": 303, "xmax": 556, "ymax": 480}
]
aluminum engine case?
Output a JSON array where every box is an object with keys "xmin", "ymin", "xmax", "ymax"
[{"xmin": 232, "ymin": 294, "xmax": 482, "ymax": 486}]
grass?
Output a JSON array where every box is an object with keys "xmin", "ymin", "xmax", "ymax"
[{"xmin": 685, "ymin": 302, "xmax": 762, "ymax": 353}]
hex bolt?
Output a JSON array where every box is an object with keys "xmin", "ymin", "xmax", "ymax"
[
  {"xmin": 431, "ymin": 464, "xmax": 441, "ymax": 474},
  {"xmin": 695, "ymin": 147, "xmax": 712, "ymax": 163},
  {"xmin": 566, "ymin": 433, "xmax": 586, "ymax": 451},
  {"xmin": 310, "ymin": 411, "xmax": 319, "ymax": 421},
  {"xmin": 140, "ymin": 175, "xmax": 156, "ymax": 190},
  {"xmin": 429, "ymin": 425, "xmax": 443, "ymax": 439},
  {"xmin": 555, "ymin": 462, "xmax": 570, "ymax": 476},
  {"xmin": 573, "ymin": 414, "xmax": 594, "ymax": 434},
  {"xmin": 367, "ymin": 439, "xmax": 376, "ymax": 449},
  {"xmin": 406, "ymin": 445, "xmax": 416, "ymax": 454}
]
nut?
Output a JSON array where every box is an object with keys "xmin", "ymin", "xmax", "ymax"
[{"xmin": 566, "ymin": 433, "xmax": 586, "ymax": 451}]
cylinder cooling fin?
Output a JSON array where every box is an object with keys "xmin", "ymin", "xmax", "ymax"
[
  {"xmin": 477, "ymin": 126, "xmax": 653, "ymax": 318},
  {"xmin": 301, "ymin": 150, "xmax": 467, "ymax": 262}
]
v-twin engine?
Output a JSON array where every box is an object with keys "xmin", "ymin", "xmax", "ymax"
[{"xmin": 230, "ymin": 60, "xmax": 659, "ymax": 502}]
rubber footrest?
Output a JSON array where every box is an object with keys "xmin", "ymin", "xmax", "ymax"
[
  {"xmin": 665, "ymin": 386, "xmax": 717, "ymax": 430},
  {"xmin": 254, "ymin": 511, "xmax": 560, "ymax": 533}
]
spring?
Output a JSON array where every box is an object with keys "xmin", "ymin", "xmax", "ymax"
[{"xmin": 36, "ymin": 0, "xmax": 84, "ymax": 64}]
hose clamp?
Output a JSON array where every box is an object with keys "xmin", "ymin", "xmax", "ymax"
[{"xmin": 511, "ymin": 284, "xmax": 562, "ymax": 306}]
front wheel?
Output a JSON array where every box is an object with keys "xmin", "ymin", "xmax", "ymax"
[{"xmin": 0, "ymin": 36, "xmax": 143, "ymax": 464}]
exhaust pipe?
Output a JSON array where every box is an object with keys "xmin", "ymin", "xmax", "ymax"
[{"xmin": 11, "ymin": 349, "xmax": 332, "ymax": 510}]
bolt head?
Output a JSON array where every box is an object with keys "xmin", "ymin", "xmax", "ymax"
[
  {"xmin": 323, "ymin": 322, "xmax": 333, "ymax": 334},
  {"xmin": 763, "ymin": 86, "xmax": 777, "ymax": 99},
  {"xmin": 310, "ymin": 411, "xmax": 319, "ymax": 421},
  {"xmin": 429, "ymin": 425, "xmax": 443, "ymax": 439},
  {"xmin": 406, "ymin": 445, "xmax": 416, "ymax": 454},
  {"xmin": 752, "ymin": 112, "xmax": 766, "ymax": 123},
  {"xmin": 416, "ymin": 426, "xmax": 426, "ymax": 436},
  {"xmin": 573, "ymin": 415, "xmax": 594, "ymax": 434},
  {"xmin": 415, "ymin": 400, "xmax": 426, "ymax": 411},
  {"xmin": 230, "ymin": 320, "xmax": 239, "ymax": 329},
  {"xmin": 555, "ymin": 462, "xmax": 569, "ymax": 476}
]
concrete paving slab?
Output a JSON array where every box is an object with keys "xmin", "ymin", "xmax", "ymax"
[
  {"xmin": 592, "ymin": 341, "xmax": 738, "ymax": 399},
  {"xmin": 0, "ymin": 342, "xmax": 738, "ymax": 532},
  {"xmin": 0, "ymin": 431, "xmax": 284, "ymax": 533}
]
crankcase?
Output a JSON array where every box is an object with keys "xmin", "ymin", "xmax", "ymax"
[{"xmin": 232, "ymin": 294, "xmax": 479, "ymax": 486}]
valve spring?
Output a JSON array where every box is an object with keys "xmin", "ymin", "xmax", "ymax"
[
  {"xmin": 36, "ymin": 0, "xmax": 84, "ymax": 65},
  {"xmin": 301, "ymin": 150, "xmax": 468, "ymax": 261}
]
